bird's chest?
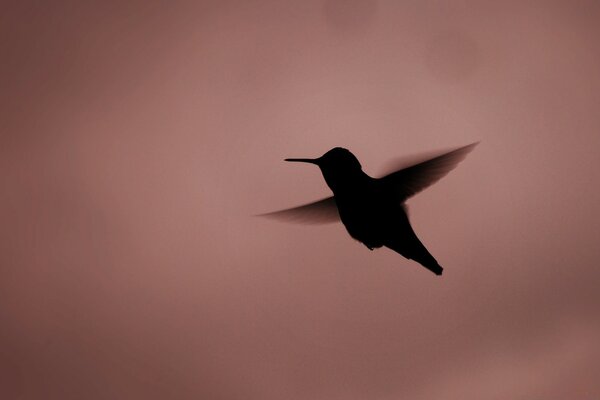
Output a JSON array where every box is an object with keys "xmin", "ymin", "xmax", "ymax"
[{"xmin": 335, "ymin": 188, "xmax": 388, "ymax": 247}]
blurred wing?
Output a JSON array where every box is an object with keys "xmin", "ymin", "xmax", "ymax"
[
  {"xmin": 257, "ymin": 196, "xmax": 339, "ymax": 224},
  {"xmin": 379, "ymin": 142, "xmax": 478, "ymax": 201}
]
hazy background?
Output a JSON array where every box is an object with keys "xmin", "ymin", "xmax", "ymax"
[{"xmin": 2, "ymin": 1, "xmax": 599, "ymax": 398}]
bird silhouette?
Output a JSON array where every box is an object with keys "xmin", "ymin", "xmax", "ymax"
[{"xmin": 260, "ymin": 143, "xmax": 478, "ymax": 275}]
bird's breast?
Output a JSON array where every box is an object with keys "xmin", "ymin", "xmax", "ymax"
[{"xmin": 334, "ymin": 188, "xmax": 390, "ymax": 248}]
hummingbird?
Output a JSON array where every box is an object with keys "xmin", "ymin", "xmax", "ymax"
[{"xmin": 260, "ymin": 143, "xmax": 478, "ymax": 275}]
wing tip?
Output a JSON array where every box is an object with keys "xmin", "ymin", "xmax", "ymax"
[{"xmin": 452, "ymin": 141, "xmax": 480, "ymax": 156}]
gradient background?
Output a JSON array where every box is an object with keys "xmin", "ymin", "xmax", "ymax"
[{"xmin": 2, "ymin": 1, "xmax": 600, "ymax": 399}]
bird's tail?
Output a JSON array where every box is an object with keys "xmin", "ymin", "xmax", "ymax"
[
  {"xmin": 386, "ymin": 236, "xmax": 443, "ymax": 276},
  {"xmin": 413, "ymin": 249, "xmax": 443, "ymax": 276}
]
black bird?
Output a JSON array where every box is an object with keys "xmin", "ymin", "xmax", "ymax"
[{"xmin": 261, "ymin": 143, "xmax": 478, "ymax": 275}]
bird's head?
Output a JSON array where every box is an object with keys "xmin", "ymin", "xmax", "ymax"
[{"xmin": 285, "ymin": 147, "xmax": 363, "ymax": 192}]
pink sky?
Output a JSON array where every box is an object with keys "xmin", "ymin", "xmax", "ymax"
[{"xmin": 2, "ymin": 1, "xmax": 599, "ymax": 398}]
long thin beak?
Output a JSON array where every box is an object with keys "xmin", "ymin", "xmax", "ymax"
[{"xmin": 285, "ymin": 158, "xmax": 319, "ymax": 164}]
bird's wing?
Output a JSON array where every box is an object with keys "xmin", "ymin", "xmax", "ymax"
[
  {"xmin": 379, "ymin": 142, "xmax": 478, "ymax": 201},
  {"xmin": 257, "ymin": 196, "xmax": 339, "ymax": 224}
]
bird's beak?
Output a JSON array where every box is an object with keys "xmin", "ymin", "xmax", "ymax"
[{"xmin": 285, "ymin": 158, "xmax": 319, "ymax": 165}]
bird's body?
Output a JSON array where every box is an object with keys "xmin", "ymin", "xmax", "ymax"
[
  {"xmin": 333, "ymin": 174, "xmax": 392, "ymax": 249},
  {"xmin": 262, "ymin": 144, "xmax": 477, "ymax": 275}
]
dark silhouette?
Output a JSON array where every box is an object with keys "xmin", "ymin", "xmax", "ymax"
[{"xmin": 260, "ymin": 143, "xmax": 478, "ymax": 275}]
